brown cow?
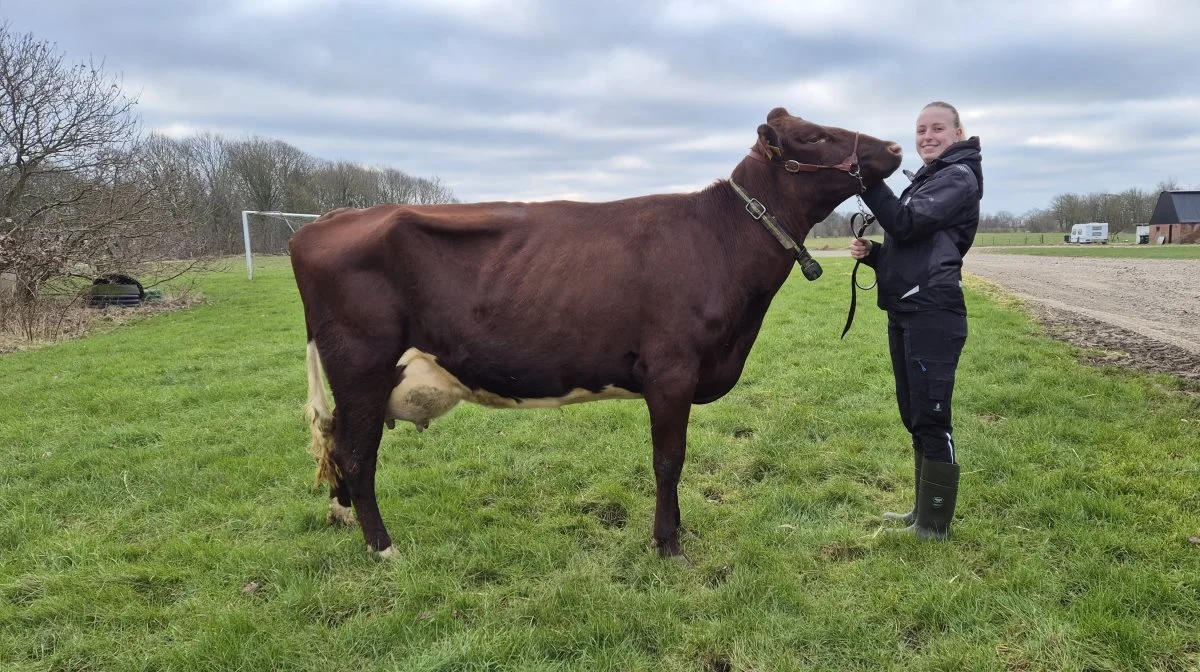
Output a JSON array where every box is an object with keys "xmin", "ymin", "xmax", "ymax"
[{"xmin": 290, "ymin": 108, "xmax": 903, "ymax": 559}]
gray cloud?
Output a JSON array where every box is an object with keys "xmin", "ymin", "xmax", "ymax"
[{"xmin": 6, "ymin": 0, "xmax": 1199, "ymax": 214}]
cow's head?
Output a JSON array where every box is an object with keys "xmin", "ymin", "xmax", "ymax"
[{"xmin": 737, "ymin": 107, "xmax": 903, "ymax": 227}]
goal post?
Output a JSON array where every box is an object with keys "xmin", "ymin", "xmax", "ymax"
[{"xmin": 241, "ymin": 210, "xmax": 324, "ymax": 280}]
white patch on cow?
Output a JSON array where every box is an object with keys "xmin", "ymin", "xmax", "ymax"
[
  {"xmin": 385, "ymin": 348, "xmax": 641, "ymax": 429},
  {"xmin": 306, "ymin": 341, "xmax": 331, "ymax": 424},
  {"xmin": 328, "ymin": 498, "xmax": 355, "ymax": 526},
  {"xmin": 305, "ymin": 341, "xmax": 338, "ymax": 487},
  {"xmin": 376, "ymin": 545, "xmax": 400, "ymax": 560},
  {"xmin": 470, "ymin": 385, "xmax": 642, "ymax": 409},
  {"xmin": 386, "ymin": 349, "xmax": 471, "ymax": 429}
]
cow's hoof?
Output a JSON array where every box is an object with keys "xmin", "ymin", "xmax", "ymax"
[
  {"xmin": 375, "ymin": 545, "xmax": 401, "ymax": 560},
  {"xmin": 654, "ymin": 537, "xmax": 684, "ymax": 559},
  {"xmin": 656, "ymin": 544, "xmax": 694, "ymax": 566},
  {"xmin": 327, "ymin": 499, "xmax": 356, "ymax": 527}
]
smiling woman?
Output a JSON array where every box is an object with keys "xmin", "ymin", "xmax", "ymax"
[
  {"xmin": 915, "ymin": 102, "xmax": 964, "ymax": 165},
  {"xmin": 849, "ymin": 100, "xmax": 984, "ymax": 542}
]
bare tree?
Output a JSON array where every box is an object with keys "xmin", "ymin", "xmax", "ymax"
[
  {"xmin": 137, "ymin": 132, "xmax": 213, "ymax": 258},
  {"xmin": 311, "ymin": 160, "xmax": 381, "ymax": 210},
  {"xmin": 979, "ymin": 210, "xmax": 1020, "ymax": 232},
  {"xmin": 1020, "ymin": 207, "xmax": 1055, "ymax": 233},
  {"xmin": 0, "ymin": 24, "xmax": 147, "ymax": 300},
  {"xmin": 226, "ymin": 136, "xmax": 314, "ymax": 212},
  {"xmin": 413, "ymin": 174, "xmax": 457, "ymax": 205},
  {"xmin": 0, "ymin": 24, "xmax": 209, "ymax": 339},
  {"xmin": 184, "ymin": 132, "xmax": 240, "ymax": 253},
  {"xmin": 1156, "ymin": 178, "xmax": 1181, "ymax": 193},
  {"xmin": 377, "ymin": 166, "xmax": 458, "ymax": 206}
]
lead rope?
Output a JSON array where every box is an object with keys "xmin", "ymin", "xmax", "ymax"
[{"xmin": 840, "ymin": 194, "xmax": 877, "ymax": 339}]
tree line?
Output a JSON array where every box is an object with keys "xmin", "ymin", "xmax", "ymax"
[
  {"xmin": 1, "ymin": 22, "xmax": 454, "ymax": 337},
  {"xmin": 810, "ymin": 179, "xmax": 1193, "ymax": 240},
  {"xmin": 979, "ymin": 179, "xmax": 1192, "ymax": 234},
  {"xmin": 143, "ymin": 133, "xmax": 457, "ymax": 256}
]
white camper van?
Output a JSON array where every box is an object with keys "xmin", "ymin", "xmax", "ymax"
[{"xmin": 1069, "ymin": 222, "xmax": 1109, "ymax": 244}]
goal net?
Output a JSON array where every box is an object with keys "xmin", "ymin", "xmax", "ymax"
[{"xmin": 241, "ymin": 210, "xmax": 324, "ymax": 279}]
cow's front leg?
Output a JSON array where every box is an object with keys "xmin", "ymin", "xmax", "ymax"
[{"xmin": 644, "ymin": 368, "xmax": 699, "ymax": 558}]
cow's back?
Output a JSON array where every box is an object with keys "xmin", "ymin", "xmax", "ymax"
[{"xmin": 290, "ymin": 195, "xmax": 730, "ymax": 400}]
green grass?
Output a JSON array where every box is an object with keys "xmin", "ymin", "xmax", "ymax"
[
  {"xmin": 2, "ymin": 256, "xmax": 1199, "ymax": 671},
  {"xmin": 984, "ymin": 245, "xmax": 1200, "ymax": 259}
]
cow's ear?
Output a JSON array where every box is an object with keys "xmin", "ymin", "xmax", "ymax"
[
  {"xmin": 767, "ymin": 107, "xmax": 790, "ymax": 121},
  {"xmin": 756, "ymin": 123, "xmax": 782, "ymax": 159}
]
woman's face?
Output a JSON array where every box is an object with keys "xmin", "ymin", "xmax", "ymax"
[{"xmin": 915, "ymin": 106, "xmax": 963, "ymax": 165}]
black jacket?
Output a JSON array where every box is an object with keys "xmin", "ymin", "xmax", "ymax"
[{"xmin": 861, "ymin": 137, "xmax": 983, "ymax": 314}]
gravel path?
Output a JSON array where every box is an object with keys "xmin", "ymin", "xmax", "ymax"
[
  {"xmin": 809, "ymin": 247, "xmax": 1200, "ymax": 381},
  {"xmin": 964, "ymin": 252, "xmax": 1200, "ymax": 381}
]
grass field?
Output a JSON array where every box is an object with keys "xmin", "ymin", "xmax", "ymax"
[{"xmin": 2, "ymin": 256, "xmax": 1198, "ymax": 671}]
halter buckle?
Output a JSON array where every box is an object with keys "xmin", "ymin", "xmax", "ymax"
[{"xmin": 744, "ymin": 198, "xmax": 767, "ymax": 220}]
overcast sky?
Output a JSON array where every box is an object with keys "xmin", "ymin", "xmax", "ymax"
[{"xmin": 7, "ymin": 0, "xmax": 1199, "ymax": 215}]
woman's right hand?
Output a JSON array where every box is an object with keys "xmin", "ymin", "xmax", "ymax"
[{"xmin": 850, "ymin": 237, "xmax": 873, "ymax": 260}]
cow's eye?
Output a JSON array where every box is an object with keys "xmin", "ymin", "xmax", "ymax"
[{"xmin": 806, "ymin": 136, "xmax": 826, "ymax": 144}]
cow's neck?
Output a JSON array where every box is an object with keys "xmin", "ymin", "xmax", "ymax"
[
  {"xmin": 708, "ymin": 169, "xmax": 848, "ymax": 330},
  {"xmin": 681, "ymin": 182, "xmax": 823, "ymax": 402},
  {"xmin": 717, "ymin": 171, "xmax": 821, "ymax": 297}
]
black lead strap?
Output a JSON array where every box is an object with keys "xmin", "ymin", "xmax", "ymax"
[{"xmin": 841, "ymin": 211, "xmax": 877, "ymax": 339}]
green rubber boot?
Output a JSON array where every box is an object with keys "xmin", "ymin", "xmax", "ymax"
[{"xmin": 913, "ymin": 458, "xmax": 960, "ymax": 541}]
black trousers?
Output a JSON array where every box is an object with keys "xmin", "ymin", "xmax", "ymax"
[{"xmin": 887, "ymin": 309, "xmax": 968, "ymax": 464}]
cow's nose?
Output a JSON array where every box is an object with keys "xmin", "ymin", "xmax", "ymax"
[{"xmin": 887, "ymin": 143, "xmax": 903, "ymax": 156}]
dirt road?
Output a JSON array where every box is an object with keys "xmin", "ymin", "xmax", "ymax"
[{"xmin": 963, "ymin": 252, "xmax": 1200, "ymax": 381}]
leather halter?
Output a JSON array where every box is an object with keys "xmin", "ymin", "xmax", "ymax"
[
  {"xmin": 747, "ymin": 132, "xmax": 866, "ymax": 193},
  {"xmin": 729, "ymin": 132, "xmax": 871, "ymax": 283}
]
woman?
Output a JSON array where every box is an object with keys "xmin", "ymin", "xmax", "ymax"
[{"xmin": 850, "ymin": 101, "xmax": 983, "ymax": 541}]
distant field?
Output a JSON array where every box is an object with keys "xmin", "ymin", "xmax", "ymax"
[
  {"xmin": 807, "ymin": 231, "xmax": 1147, "ymax": 250},
  {"xmin": 983, "ymin": 245, "xmax": 1200, "ymax": 259}
]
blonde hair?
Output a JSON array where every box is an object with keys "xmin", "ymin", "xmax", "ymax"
[{"xmin": 923, "ymin": 101, "xmax": 964, "ymax": 136}]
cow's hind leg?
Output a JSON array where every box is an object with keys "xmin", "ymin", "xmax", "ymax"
[
  {"xmin": 327, "ymin": 480, "xmax": 356, "ymax": 526},
  {"xmin": 327, "ymin": 362, "xmax": 398, "ymax": 558},
  {"xmin": 644, "ymin": 366, "xmax": 699, "ymax": 559}
]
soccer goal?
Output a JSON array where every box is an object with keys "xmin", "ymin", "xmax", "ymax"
[{"xmin": 241, "ymin": 210, "xmax": 324, "ymax": 280}]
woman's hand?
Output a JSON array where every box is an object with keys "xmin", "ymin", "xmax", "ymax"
[{"xmin": 850, "ymin": 237, "xmax": 873, "ymax": 260}]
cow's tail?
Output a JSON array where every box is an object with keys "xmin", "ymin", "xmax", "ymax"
[{"xmin": 305, "ymin": 340, "xmax": 339, "ymax": 487}]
